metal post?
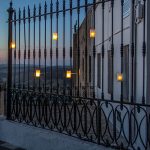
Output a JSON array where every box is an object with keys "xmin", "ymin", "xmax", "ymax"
[
  {"xmin": 120, "ymin": 0, "xmax": 124, "ymax": 103},
  {"xmin": 70, "ymin": 0, "xmax": 73, "ymax": 96},
  {"xmin": 101, "ymin": 0, "xmax": 105, "ymax": 100},
  {"xmin": 93, "ymin": 0, "xmax": 96, "ymax": 99},
  {"xmin": 111, "ymin": 0, "xmax": 114, "ymax": 101},
  {"xmin": 142, "ymin": 0, "xmax": 146, "ymax": 104},
  {"xmin": 7, "ymin": 1, "xmax": 14, "ymax": 119}
]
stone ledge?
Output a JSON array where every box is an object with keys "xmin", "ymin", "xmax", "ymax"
[{"xmin": 0, "ymin": 119, "xmax": 112, "ymax": 150}]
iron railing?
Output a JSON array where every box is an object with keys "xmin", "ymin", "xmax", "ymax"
[{"xmin": 6, "ymin": 0, "xmax": 149, "ymax": 150}]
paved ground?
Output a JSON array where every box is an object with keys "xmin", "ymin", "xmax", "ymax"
[
  {"xmin": 0, "ymin": 141, "xmax": 25, "ymax": 150},
  {"xmin": 0, "ymin": 120, "xmax": 114, "ymax": 150}
]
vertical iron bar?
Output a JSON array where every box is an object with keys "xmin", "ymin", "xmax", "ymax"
[
  {"xmin": 97, "ymin": 0, "xmax": 103, "ymax": 144},
  {"xmin": 101, "ymin": 0, "xmax": 104, "ymax": 100},
  {"xmin": 77, "ymin": 0, "xmax": 80, "ymax": 97},
  {"xmin": 7, "ymin": 1, "xmax": 14, "ymax": 119},
  {"xmin": 63, "ymin": 0, "xmax": 66, "ymax": 130},
  {"xmin": 73, "ymin": 101, "xmax": 77, "ymax": 133},
  {"xmin": 131, "ymin": 0, "xmax": 135, "ymax": 104},
  {"xmin": 33, "ymin": 5, "xmax": 36, "ymax": 90},
  {"xmin": 18, "ymin": 9, "xmax": 21, "ymax": 88},
  {"xmin": 28, "ymin": 5, "xmax": 32, "ymax": 122},
  {"xmin": 111, "ymin": 0, "xmax": 116, "ymax": 144},
  {"xmin": 97, "ymin": 100, "xmax": 101, "ymax": 144},
  {"xmin": 28, "ymin": 6, "xmax": 31, "ymax": 90},
  {"xmin": 23, "ymin": 7, "xmax": 26, "ymax": 120},
  {"xmin": 142, "ymin": 0, "xmax": 146, "ymax": 104},
  {"xmin": 111, "ymin": 0, "xmax": 114, "ymax": 101},
  {"xmin": 85, "ymin": 0, "xmax": 88, "ymax": 98},
  {"xmin": 50, "ymin": 1, "xmax": 53, "ymax": 94},
  {"xmin": 63, "ymin": 0, "xmax": 66, "ymax": 95},
  {"xmin": 84, "ymin": 0, "xmax": 88, "ymax": 137},
  {"xmin": 13, "ymin": 11, "xmax": 16, "ymax": 88},
  {"xmin": 56, "ymin": 0, "xmax": 59, "ymax": 94},
  {"xmin": 44, "ymin": 1, "xmax": 48, "ymax": 125},
  {"xmin": 98, "ymin": 1, "xmax": 105, "ymax": 143},
  {"xmin": 54, "ymin": 0, "xmax": 59, "ymax": 128},
  {"xmin": 23, "ymin": 7, "xmax": 26, "ymax": 89},
  {"xmin": 70, "ymin": 0, "xmax": 73, "ymax": 96},
  {"xmin": 44, "ymin": 2, "xmax": 47, "ymax": 93},
  {"xmin": 120, "ymin": 0, "xmax": 124, "ymax": 103},
  {"xmin": 39, "ymin": 4, "xmax": 41, "ymax": 92}
]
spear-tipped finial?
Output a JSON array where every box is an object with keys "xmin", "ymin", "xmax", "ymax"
[
  {"xmin": 50, "ymin": 0, "xmax": 53, "ymax": 12},
  {"xmin": 34, "ymin": 4, "xmax": 36, "ymax": 15},
  {"xmin": 56, "ymin": 0, "xmax": 59, "ymax": 11},
  {"xmin": 8, "ymin": 0, "xmax": 14, "ymax": 13},
  {"xmin": 44, "ymin": 1, "xmax": 47, "ymax": 13},
  {"xmin": 39, "ymin": 3, "xmax": 41, "ymax": 14},
  {"xmin": 28, "ymin": 5, "xmax": 30, "ymax": 16},
  {"xmin": 45, "ymin": 1, "xmax": 47, "ymax": 7},
  {"xmin": 19, "ymin": 8, "xmax": 21, "ymax": 19},
  {"xmin": 23, "ymin": 7, "xmax": 26, "ymax": 17},
  {"xmin": 10, "ymin": 0, "xmax": 13, "ymax": 6}
]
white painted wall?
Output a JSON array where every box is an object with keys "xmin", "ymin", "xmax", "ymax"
[
  {"xmin": 95, "ymin": 0, "xmax": 145, "ymax": 102},
  {"xmin": 94, "ymin": 0, "xmax": 147, "ymax": 149}
]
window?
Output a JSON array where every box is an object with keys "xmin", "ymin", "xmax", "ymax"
[
  {"xmin": 82, "ymin": 58, "xmax": 84, "ymax": 80},
  {"xmin": 108, "ymin": 50, "xmax": 112, "ymax": 94},
  {"xmin": 123, "ymin": 0, "xmax": 130, "ymax": 18},
  {"xmin": 123, "ymin": 45, "xmax": 129, "ymax": 100},
  {"xmin": 97, "ymin": 53, "xmax": 101, "ymax": 88},
  {"xmin": 89, "ymin": 56, "xmax": 91, "ymax": 82}
]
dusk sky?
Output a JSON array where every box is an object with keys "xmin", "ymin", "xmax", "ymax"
[
  {"xmin": 0, "ymin": 0, "xmax": 47, "ymax": 64},
  {"xmin": 0, "ymin": 0, "xmax": 91, "ymax": 65}
]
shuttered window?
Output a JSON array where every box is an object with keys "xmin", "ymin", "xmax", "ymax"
[
  {"xmin": 89, "ymin": 56, "xmax": 91, "ymax": 82},
  {"xmin": 82, "ymin": 58, "xmax": 84, "ymax": 80},
  {"xmin": 97, "ymin": 53, "xmax": 101, "ymax": 88},
  {"xmin": 123, "ymin": 45, "xmax": 129, "ymax": 101},
  {"xmin": 108, "ymin": 50, "xmax": 112, "ymax": 94}
]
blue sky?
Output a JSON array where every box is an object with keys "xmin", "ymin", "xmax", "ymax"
[{"xmin": 0, "ymin": 0, "xmax": 91, "ymax": 65}]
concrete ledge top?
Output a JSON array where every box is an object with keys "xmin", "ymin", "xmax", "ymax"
[{"xmin": 0, "ymin": 119, "xmax": 112, "ymax": 150}]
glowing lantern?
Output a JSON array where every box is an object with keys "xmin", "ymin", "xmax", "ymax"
[
  {"xmin": 11, "ymin": 42, "xmax": 16, "ymax": 49},
  {"xmin": 66, "ymin": 70, "xmax": 72, "ymax": 79},
  {"xmin": 53, "ymin": 32, "xmax": 58, "ymax": 40},
  {"xmin": 117, "ymin": 73, "xmax": 123, "ymax": 82},
  {"xmin": 90, "ymin": 29, "xmax": 96, "ymax": 38},
  {"xmin": 35, "ymin": 69, "xmax": 41, "ymax": 78}
]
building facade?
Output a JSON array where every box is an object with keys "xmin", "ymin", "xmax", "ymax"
[
  {"xmin": 73, "ymin": 7, "xmax": 94, "ymax": 97},
  {"xmin": 73, "ymin": 0, "xmax": 148, "ymax": 103},
  {"xmin": 73, "ymin": 0, "xmax": 149, "ymax": 149}
]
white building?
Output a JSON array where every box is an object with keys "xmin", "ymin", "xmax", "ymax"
[{"xmin": 73, "ymin": 0, "xmax": 150, "ymax": 149}]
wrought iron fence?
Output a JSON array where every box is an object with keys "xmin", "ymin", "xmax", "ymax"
[{"xmin": 6, "ymin": 0, "xmax": 149, "ymax": 150}]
